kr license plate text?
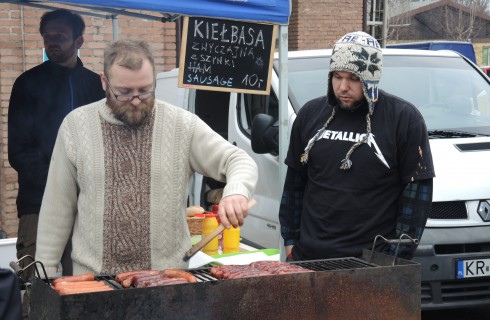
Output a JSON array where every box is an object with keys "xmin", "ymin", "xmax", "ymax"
[{"xmin": 457, "ymin": 258, "xmax": 490, "ymax": 279}]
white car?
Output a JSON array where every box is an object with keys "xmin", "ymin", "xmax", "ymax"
[{"xmin": 156, "ymin": 48, "xmax": 490, "ymax": 310}]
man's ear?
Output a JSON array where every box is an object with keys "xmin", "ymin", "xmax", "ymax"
[
  {"xmin": 100, "ymin": 72, "xmax": 107, "ymax": 91},
  {"xmin": 75, "ymin": 35, "xmax": 84, "ymax": 49}
]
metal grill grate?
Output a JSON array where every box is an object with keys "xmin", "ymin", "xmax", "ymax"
[
  {"xmin": 189, "ymin": 268, "xmax": 218, "ymax": 282},
  {"xmin": 429, "ymin": 201, "xmax": 467, "ymax": 219},
  {"xmin": 52, "ymin": 258, "xmax": 382, "ymax": 291},
  {"xmin": 186, "ymin": 258, "xmax": 379, "ymax": 281},
  {"xmin": 295, "ymin": 257, "xmax": 378, "ymax": 271},
  {"xmin": 95, "ymin": 271, "xmax": 219, "ymax": 285},
  {"xmin": 95, "ymin": 275, "xmax": 123, "ymax": 289}
]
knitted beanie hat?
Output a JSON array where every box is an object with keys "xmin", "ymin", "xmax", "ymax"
[
  {"xmin": 300, "ymin": 31, "xmax": 382, "ymax": 170},
  {"xmin": 328, "ymin": 31, "xmax": 382, "ymax": 114}
]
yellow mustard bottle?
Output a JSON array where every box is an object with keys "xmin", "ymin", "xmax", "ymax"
[
  {"xmin": 223, "ymin": 226, "xmax": 240, "ymax": 253},
  {"xmin": 202, "ymin": 213, "xmax": 219, "ymax": 255}
]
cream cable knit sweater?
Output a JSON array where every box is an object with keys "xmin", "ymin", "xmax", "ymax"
[{"xmin": 36, "ymin": 99, "xmax": 258, "ymax": 277}]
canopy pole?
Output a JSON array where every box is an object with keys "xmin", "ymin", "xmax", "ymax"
[
  {"xmin": 278, "ymin": 24, "xmax": 289, "ymax": 261},
  {"xmin": 112, "ymin": 14, "xmax": 118, "ymax": 40}
]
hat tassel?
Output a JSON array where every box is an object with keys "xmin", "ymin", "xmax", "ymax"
[{"xmin": 339, "ymin": 112, "xmax": 372, "ymax": 170}]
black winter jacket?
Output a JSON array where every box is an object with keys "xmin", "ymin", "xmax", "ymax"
[{"xmin": 8, "ymin": 58, "xmax": 105, "ymax": 217}]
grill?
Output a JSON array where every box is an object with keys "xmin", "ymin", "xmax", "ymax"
[
  {"xmin": 421, "ymin": 279, "xmax": 490, "ymax": 308},
  {"xmin": 298, "ymin": 257, "xmax": 376, "ymax": 271},
  {"xmin": 429, "ymin": 201, "xmax": 467, "ymax": 219},
  {"xmin": 29, "ymin": 250, "xmax": 421, "ymax": 320},
  {"xmin": 434, "ymin": 242, "xmax": 490, "ymax": 255}
]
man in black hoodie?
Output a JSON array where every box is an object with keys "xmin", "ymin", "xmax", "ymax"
[
  {"xmin": 8, "ymin": 9, "xmax": 104, "ymax": 282},
  {"xmin": 279, "ymin": 31, "xmax": 435, "ymax": 263}
]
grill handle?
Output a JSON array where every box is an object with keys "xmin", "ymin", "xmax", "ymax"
[
  {"xmin": 384, "ymin": 239, "xmax": 419, "ymax": 245},
  {"xmin": 369, "ymin": 234, "xmax": 419, "ymax": 265},
  {"xmin": 10, "ymin": 261, "xmax": 23, "ymax": 274},
  {"xmin": 10, "ymin": 255, "xmax": 50, "ymax": 284}
]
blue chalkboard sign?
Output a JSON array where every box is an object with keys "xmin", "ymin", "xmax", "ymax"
[{"xmin": 179, "ymin": 16, "xmax": 277, "ymax": 95}]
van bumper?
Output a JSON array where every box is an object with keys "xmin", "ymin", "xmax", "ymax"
[{"xmin": 413, "ymin": 226, "xmax": 490, "ymax": 310}]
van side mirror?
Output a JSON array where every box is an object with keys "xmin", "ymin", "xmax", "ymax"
[{"xmin": 251, "ymin": 114, "xmax": 279, "ymax": 154}]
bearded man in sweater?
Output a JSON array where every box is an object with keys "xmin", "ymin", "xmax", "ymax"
[{"xmin": 35, "ymin": 40, "xmax": 258, "ymax": 277}]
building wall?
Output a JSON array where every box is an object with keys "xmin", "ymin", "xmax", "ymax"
[
  {"xmin": 0, "ymin": 1, "xmax": 364, "ymax": 237},
  {"xmin": 470, "ymin": 40, "xmax": 490, "ymax": 66},
  {"xmin": 289, "ymin": 0, "xmax": 364, "ymax": 50}
]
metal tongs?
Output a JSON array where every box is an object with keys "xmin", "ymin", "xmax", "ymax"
[{"xmin": 368, "ymin": 234, "xmax": 419, "ymax": 265}]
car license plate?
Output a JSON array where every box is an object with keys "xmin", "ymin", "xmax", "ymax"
[{"xmin": 456, "ymin": 258, "xmax": 490, "ymax": 279}]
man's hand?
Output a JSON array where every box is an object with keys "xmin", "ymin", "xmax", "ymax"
[{"xmin": 217, "ymin": 195, "xmax": 249, "ymax": 229}]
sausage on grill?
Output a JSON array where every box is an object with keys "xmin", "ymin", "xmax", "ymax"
[
  {"xmin": 57, "ymin": 285, "xmax": 114, "ymax": 295},
  {"xmin": 138, "ymin": 277, "xmax": 188, "ymax": 288},
  {"xmin": 53, "ymin": 279, "xmax": 114, "ymax": 295},
  {"xmin": 161, "ymin": 269, "xmax": 197, "ymax": 283},
  {"xmin": 115, "ymin": 270, "xmax": 159, "ymax": 283},
  {"xmin": 117, "ymin": 269, "xmax": 198, "ymax": 288},
  {"xmin": 52, "ymin": 273, "xmax": 95, "ymax": 285},
  {"xmin": 211, "ymin": 261, "xmax": 313, "ymax": 279}
]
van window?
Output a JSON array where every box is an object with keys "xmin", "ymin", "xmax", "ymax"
[
  {"xmin": 380, "ymin": 55, "xmax": 490, "ymax": 129},
  {"xmin": 237, "ymin": 91, "xmax": 279, "ymax": 137},
  {"xmin": 274, "ymin": 56, "xmax": 330, "ymax": 113}
]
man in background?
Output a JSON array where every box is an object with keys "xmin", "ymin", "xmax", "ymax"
[{"xmin": 8, "ymin": 8, "xmax": 104, "ymax": 282}]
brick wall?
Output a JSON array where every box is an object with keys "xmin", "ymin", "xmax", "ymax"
[
  {"xmin": 289, "ymin": 0, "xmax": 364, "ymax": 50},
  {"xmin": 0, "ymin": 4, "xmax": 177, "ymax": 237}
]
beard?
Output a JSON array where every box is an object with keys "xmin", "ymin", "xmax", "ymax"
[
  {"xmin": 106, "ymin": 91, "xmax": 155, "ymax": 127},
  {"xmin": 46, "ymin": 42, "xmax": 77, "ymax": 64},
  {"xmin": 337, "ymin": 96, "xmax": 364, "ymax": 111}
]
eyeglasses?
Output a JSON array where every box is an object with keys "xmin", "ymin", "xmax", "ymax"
[{"xmin": 105, "ymin": 78, "xmax": 155, "ymax": 102}]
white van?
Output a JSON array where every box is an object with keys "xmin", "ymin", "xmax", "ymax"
[
  {"xmin": 0, "ymin": 237, "xmax": 17, "ymax": 269},
  {"xmin": 156, "ymin": 49, "xmax": 490, "ymax": 310}
]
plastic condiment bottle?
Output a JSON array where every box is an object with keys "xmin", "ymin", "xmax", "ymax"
[
  {"xmin": 223, "ymin": 226, "xmax": 240, "ymax": 253},
  {"xmin": 202, "ymin": 213, "xmax": 219, "ymax": 255}
]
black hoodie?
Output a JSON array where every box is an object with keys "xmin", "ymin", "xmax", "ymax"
[{"xmin": 8, "ymin": 58, "xmax": 104, "ymax": 217}]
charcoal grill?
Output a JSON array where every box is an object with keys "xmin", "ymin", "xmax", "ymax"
[{"xmin": 29, "ymin": 249, "xmax": 420, "ymax": 320}]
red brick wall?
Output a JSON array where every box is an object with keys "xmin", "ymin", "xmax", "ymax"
[
  {"xmin": 0, "ymin": 1, "xmax": 364, "ymax": 238},
  {"xmin": 0, "ymin": 4, "xmax": 177, "ymax": 237},
  {"xmin": 289, "ymin": 0, "xmax": 364, "ymax": 50}
]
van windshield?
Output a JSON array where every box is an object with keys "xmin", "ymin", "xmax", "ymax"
[{"xmin": 275, "ymin": 54, "xmax": 490, "ymax": 134}]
